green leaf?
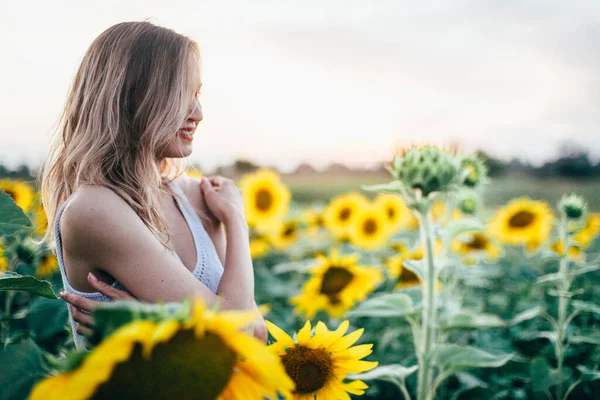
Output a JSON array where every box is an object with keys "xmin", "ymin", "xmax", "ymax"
[
  {"xmin": 441, "ymin": 311, "xmax": 506, "ymax": 331},
  {"xmin": 529, "ymin": 356, "xmax": 569, "ymax": 392},
  {"xmin": 402, "ymin": 259, "xmax": 425, "ymax": 283},
  {"xmin": 569, "ymin": 333, "xmax": 600, "ymax": 345},
  {"xmin": 27, "ymin": 296, "xmax": 69, "ymax": 342},
  {"xmin": 572, "ymin": 300, "xmax": 600, "ymax": 314},
  {"xmin": 435, "ymin": 344, "xmax": 513, "ymax": 373},
  {"xmin": 570, "ymin": 264, "xmax": 600, "ymax": 278},
  {"xmin": 272, "ymin": 258, "xmax": 320, "ymax": 274},
  {"xmin": 362, "ymin": 180, "xmax": 405, "ymax": 193},
  {"xmin": 444, "ymin": 218, "xmax": 485, "ymax": 242},
  {"xmin": 0, "ymin": 272, "xmax": 58, "ymax": 299},
  {"xmin": 349, "ymin": 364, "xmax": 418, "ymax": 384},
  {"xmin": 535, "ymin": 273, "xmax": 561, "ymax": 284},
  {"xmin": 510, "ymin": 306, "xmax": 544, "ymax": 325},
  {"xmin": 0, "ymin": 190, "xmax": 32, "ymax": 237},
  {"xmin": 90, "ymin": 300, "xmax": 191, "ymax": 346},
  {"xmin": 536, "ymin": 331, "xmax": 558, "ymax": 343},
  {"xmin": 577, "ymin": 366, "xmax": 600, "ymax": 382},
  {"xmin": 0, "ymin": 339, "xmax": 48, "ymax": 400},
  {"xmin": 347, "ymin": 293, "xmax": 415, "ymax": 319}
]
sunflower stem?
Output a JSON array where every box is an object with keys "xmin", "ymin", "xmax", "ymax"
[
  {"xmin": 2, "ymin": 290, "xmax": 14, "ymax": 349},
  {"xmin": 555, "ymin": 215, "xmax": 570, "ymax": 400},
  {"xmin": 416, "ymin": 208, "xmax": 437, "ymax": 400}
]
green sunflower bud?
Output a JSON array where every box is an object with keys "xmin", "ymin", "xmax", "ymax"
[
  {"xmin": 456, "ymin": 190, "xmax": 482, "ymax": 215},
  {"xmin": 392, "ymin": 146, "xmax": 459, "ymax": 196},
  {"xmin": 558, "ymin": 194, "xmax": 587, "ymax": 220},
  {"xmin": 15, "ymin": 237, "xmax": 38, "ymax": 264},
  {"xmin": 459, "ymin": 155, "xmax": 488, "ymax": 188}
]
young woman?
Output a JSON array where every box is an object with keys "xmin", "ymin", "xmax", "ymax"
[{"xmin": 39, "ymin": 21, "xmax": 265, "ymax": 350}]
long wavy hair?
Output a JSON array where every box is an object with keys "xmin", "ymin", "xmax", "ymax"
[{"xmin": 39, "ymin": 21, "xmax": 201, "ymax": 251}]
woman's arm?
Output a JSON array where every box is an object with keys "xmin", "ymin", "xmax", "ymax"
[{"xmin": 62, "ymin": 185, "xmax": 251, "ymax": 310}]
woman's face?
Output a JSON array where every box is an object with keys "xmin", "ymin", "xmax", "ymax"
[{"xmin": 161, "ymin": 94, "xmax": 203, "ymax": 159}]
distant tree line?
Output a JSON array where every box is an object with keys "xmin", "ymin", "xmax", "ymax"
[{"xmin": 1, "ymin": 144, "xmax": 599, "ymax": 181}]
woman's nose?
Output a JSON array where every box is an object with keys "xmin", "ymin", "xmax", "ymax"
[{"xmin": 189, "ymin": 100, "xmax": 203, "ymax": 123}]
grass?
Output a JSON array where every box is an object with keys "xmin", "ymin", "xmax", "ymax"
[{"xmin": 282, "ymin": 171, "xmax": 600, "ymax": 210}]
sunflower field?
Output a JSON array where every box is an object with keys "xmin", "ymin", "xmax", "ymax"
[{"xmin": 2, "ymin": 146, "xmax": 600, "ymax": 400}]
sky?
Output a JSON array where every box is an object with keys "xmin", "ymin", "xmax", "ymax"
[{"xmin": 1, "ymin": 0, "xmax": 599, "ymax": 172}]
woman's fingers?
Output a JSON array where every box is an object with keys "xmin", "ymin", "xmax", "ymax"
[
  {"xmin": 87, "ymin": 272, "xmax": 135, "ymax": 300},
  {"xmin": 60, "ymin": 291, "xmax": 98, "ymax": 314},
  {"xmin": 71, "ymin": 305, "xmax": 94, "ymax": 328},
  {"xmin": 75, "ymin": 322, "xmax": 93, "ymax": 337}
]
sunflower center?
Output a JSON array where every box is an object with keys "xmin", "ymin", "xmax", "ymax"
[
  {"xmin": 467, "ymin": 234, "xmax": 488, "ymax": 250},
  {"xmin": 400, "ymin": 265, "xmax": 419, "ymax": 283},
  {"xmin": 255, "ymin": 188, "xmax": 273, "ymax": 212},
  {"xmin": 91, "ymin": 330, "xmax": 236, "ymax": 400},
  {"xmin": 283, "ymin": 224, "xmax": 296, "ymax": 238},
  {"xmin": 338, "ymin": 207, "xmax": 351, "ymax": 222},
  {"xmin": 320, "ymin": 267, "xmax": 354, "ymax": 304},
  {"xmin": 508, "ymin": 211, "xmax": 535, "ymax": 228},
  {"xmin": 281, "ymin": 346, "xmax": 333, "ymax": 394},
  {"xmin": 387, "ymin": 206, "xmax": 396, "ymax": 220},
  {"xmin": 4, "ymin": 190, "xmax": 16, "ymax": 201},
  {"xmin": 362, "ymin": 218, "xmax": 378, "ymax": 236}
]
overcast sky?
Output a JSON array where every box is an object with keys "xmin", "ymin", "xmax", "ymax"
[{"xmin": 1, "ymin": 0, "xmax": 599, "ymax": 172}]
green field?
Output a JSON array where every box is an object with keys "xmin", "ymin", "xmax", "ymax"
[{"xmin": 283, "ymin": 171, "xmax": 600, "ymax": 210}]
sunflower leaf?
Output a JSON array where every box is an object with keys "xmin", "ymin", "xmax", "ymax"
[
  {"xmin": 441, "ymin": 311, "xmax": 506, "ymax": 331},
  {"xmin": 572, "ymin": 300, "xmax": 600, "ymax": 315},
  {"xmin": 529, "ymin": 356, "xmax": 570, "ymax": 392},
  {"xmin": 0, "ymin": 190, "xmax": 32, "ymax": 237},
  {"xmin": 402, "ymin": 259, "xmax": 425, "ymax": 283},
  {"xmin": 272, "ymin": 258, "xmax": 320, "ymax": 275},
  {"xmin": 444, "ymin": 218, "xmax": 486, "ymax": 242},
  {"xmin": 347, "ymin": 293, "xmax": 415, "ymax": 319},
  {"xmin": 570, "ymin": 264, "xmax": 600, "ymax": 279},
  {"xmin": 349, "ymin": 364, "xmax": 418, "ymax": 383},
  {"xmin": 569, "ymin": 333, "xmax": 600, "ymax": 345},
  {"xmin": 535, "ymin": 273, "xmax": 562, "ymax": 285},
  {"xmin": 509, "ymin": 306, "xmax": 544, "ymax": 325},
  {"xmin": 434, "ymin": 344, "xmax": 513, "ymax": 374},
  {"xmin": 0, "ymin": 272, "xmax": 58, "ymax": 299},
  {"xmin": 577, "ymin": 366, "xmax": 600, "ymax": 382},
  {"xmin": 361, "ymin": 181, "xmax": 405, "ymax": 194}
]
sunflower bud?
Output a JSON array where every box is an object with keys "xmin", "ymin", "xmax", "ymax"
[
  {"xmin": 15, "ymin": 237, "xmax": 38, "ymax": 264},
  {"xmin": 391, "ymin": 146, "xmax": 459, "ymax": 196},
  {"xmin": 459, "ymin": 155, "xmax": 487, "ymax": 188},
  {"xmin": 558, "ymin": 194, "xmax": 587, "ymax": 220},
  {"xmin": 456, "ymin": 190, "xmax": 482, "ymax": 215}
]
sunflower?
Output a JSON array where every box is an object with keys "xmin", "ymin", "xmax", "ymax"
[
  {"xmin": 373, "ymin": 194, "xmax": 413, "ymax": 233},
  {"xmin": 573, "ymin": 213, "xmax": 600, "ymax": 248},
  {"xmin": 240, "ymin": 169, "xmax": 291, "ymax": 229},
  {"xmin": 266, "ymin": 220, "xmax": 300, "ymax": 251},
  {"xmin": 452, "ymin": 232, "xmax": 501, "ymax": 264},
  {"xmin": 487, "ymin": 198, "xmax": 553, "ymax": 250},
  {"xmin": 290, "ymin": 249, "xmax": 382, "ymax": 319},
  {"xmin": 323, "ymin": 192, "xmax": 369, "ymax": 241},
  {"xmin": 30, "ymin": 298, "xmax": 294, "ymax": 400},
  {"xmin": 550, "ymin": 241, "xmax": 583, "ymax": 261},
  {"xmin": 348, "ymin": 205, "xmax": 390, "ymax": 250},
  {"xmin": 386, "ymin": 243, "xmax": 442, "ymax": 289},
  {"xmin": 430, "ymin": 201, "xmax": 463, "ymax": 226},
  {"xmin": 0, "ymin": 242, "xmax": 7, "ymax": 272},
  {"xmin": 266, "ymin": 319, "xmax": 377, "ymax": 400},
  {"xmin": 0, "ymin": 179, "xmax": 35, "ymax": 212},
  {"xmin": 185, "ymin": 168, "xmax": 203, "ymax": 180},
  {"xmin": 36, "ymin": 254, "xmax": 59, "ymax": 277},
  {"xmin": 300, "ymin": 209, "xmax": 326, "ymax": 238},
  {"xmin": 33, "ymin": 203, "xmax": 48, "ymax": 236},
  {"xmin": 250, "ymin": 238, "xmax": 271, "ymax": 259}
]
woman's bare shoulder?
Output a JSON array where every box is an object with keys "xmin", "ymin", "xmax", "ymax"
[{"xmin": 60, "ymin": 185, "xmax": 145, "ymax": 259}]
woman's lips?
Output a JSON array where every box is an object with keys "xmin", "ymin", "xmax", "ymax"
[{"xmin": 178, "ymin": 130, "xmax": 194, "ymax": 141}]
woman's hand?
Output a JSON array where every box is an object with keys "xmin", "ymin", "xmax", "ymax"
[
  {"xmin": 200, "ymin": 176, "xmax": 246, "ymax": 227},
  {"xmin": 59, "ymin": 272, "xmax": 135, "ymax": 337}
]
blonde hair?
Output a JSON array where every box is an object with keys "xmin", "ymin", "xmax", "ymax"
[{"xmin": 39, "ymin": 21, "xmax": 202, "ymax": 251}]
